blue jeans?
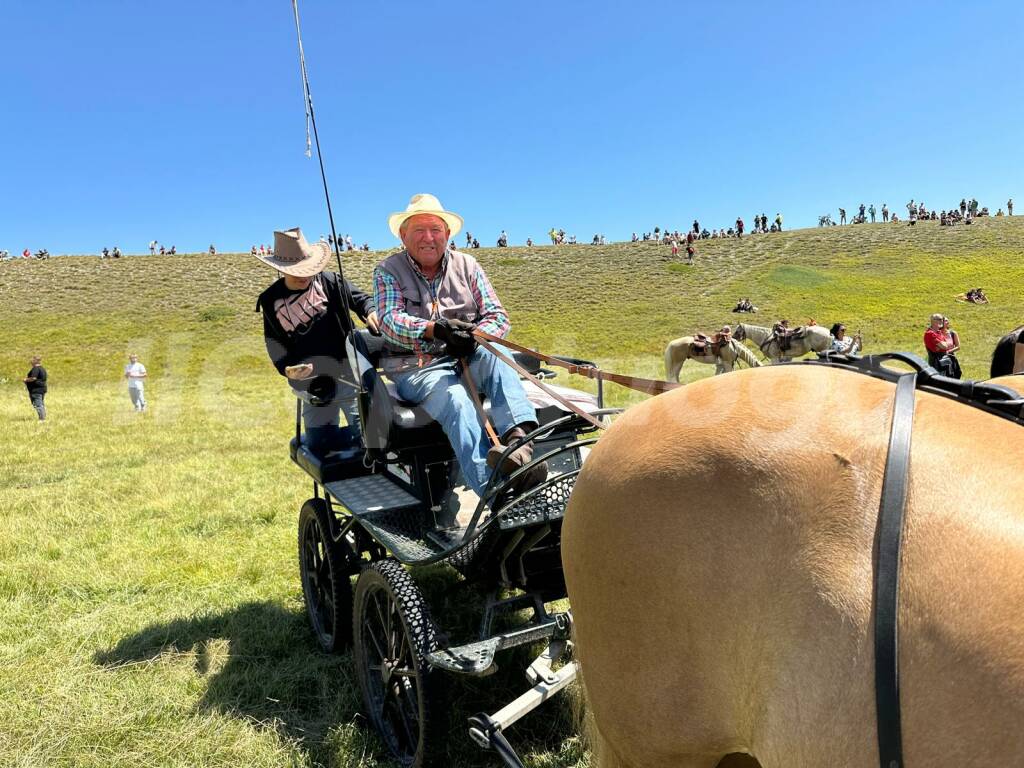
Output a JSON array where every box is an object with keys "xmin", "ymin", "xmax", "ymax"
[
  {"xmin": 128, "ymin": 385, "xmax": 146, "ymax": 411},
  {"xmin": 293, "ymin": 365, "xmax": 361, "ymax": 455},
  {"xmin": 29, "ymin": 392, "xmax": 46, "ymax": 420},
  {"xmin": 393, "ymin": 348, "xmax": 538, "ymax": 495}
]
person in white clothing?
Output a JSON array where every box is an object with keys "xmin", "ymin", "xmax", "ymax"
[{"xmin": 124, "ymin": 353, "xmax": 148, "ymax": 411}]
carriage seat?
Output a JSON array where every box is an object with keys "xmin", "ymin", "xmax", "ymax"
[{"xmin": 289, "ymin": 437, "xmax": 365, "ymax": 484}]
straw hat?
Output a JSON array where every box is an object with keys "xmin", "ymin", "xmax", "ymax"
[
  {"xmin": 254, "ymin": 228, "xmax": 331, "ymax": 277},
  {"xmin": 388, "ymin": 193, "xmax": 463, "ymax": 239}
]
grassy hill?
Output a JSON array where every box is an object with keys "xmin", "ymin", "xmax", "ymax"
[{"xmin": 1, "ymin": 217, "xmax": 1022, "ymax": 767}]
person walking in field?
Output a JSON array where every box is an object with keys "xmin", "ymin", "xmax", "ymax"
[
  {"xmin": 124, "ymin": 353, "xmax": 148, "ymax": 412},
  {"xmin": 23, "ymin": 355, "xmax": 47, "ymax": 420}
]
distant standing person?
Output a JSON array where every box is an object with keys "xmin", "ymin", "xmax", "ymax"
[
  {"xmin": 209, "ymin": 244, "xmax": 216, "ymax": 256},
  {"xmin": 685, "ymin": 229, "xmax": 696, "ymax": 264},
  {"xmin": 869, "ymin": 204, "xmax": 876, "ymax": 222},
  {"xmin": 23, "ymin": 355, "xmax": 47, "ymax": 420},
  {"xmin": 839, "ymin": 208, "xmax": 847, "ymax": 225},
  {"xmin": 882, "ymin": 203, "xmax": 889, "ymax": 222},
  {"xmin": 775, "ymin": 213, "xmax": 783, "ymax": 231},
  {"xmin": 1008, "ymin": 198, "xmax": 1014, "ymax": 216},
  {"xmin": 924, "ymin": 312, "xmax": 962, "ymax": 379},
  {"xmin": 124, "ymin": 353, "xmax": 148, "ymax": 412}
]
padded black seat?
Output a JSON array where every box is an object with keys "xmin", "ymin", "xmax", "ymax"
[
  {"xmin": 289, "ymin": 437, "xmax": 365, "ymax": 484},
  {"xmin": 345, "ymin": 331, "xmax": 586, "ymax": 460}
]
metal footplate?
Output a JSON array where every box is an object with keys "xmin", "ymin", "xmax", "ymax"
[
  {"xmin": 323, "ymin": 473, "xmax": 419, "ymax": 516},
  {"xmin": 466, "ymin": 634, "xmax": 578, "ymax": 768},
  {"xmin": 427, "ymin": 613, "xmax": 568, "ymax": 675}
]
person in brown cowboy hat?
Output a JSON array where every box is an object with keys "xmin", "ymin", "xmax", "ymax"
[
  {"xmin": 256, "ymin": 227, "xmax": 379, "ymax": 454},
  {"xmin": 373, "ymin": 193, "xmax": 546, "ymax": 499}
]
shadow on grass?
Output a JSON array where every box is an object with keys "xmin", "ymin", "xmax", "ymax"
[
  {"xmin": 92, "ymin": 593, "xmax": 585, "ymax": 767},
  {"xmin": 93, "ymin": 601, "xmax": 377, "ymax": 764}
]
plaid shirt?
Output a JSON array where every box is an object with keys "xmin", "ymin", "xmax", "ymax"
[{"xmin": 374, "ymin": 250, "xmax": 510, "ymax": 355}]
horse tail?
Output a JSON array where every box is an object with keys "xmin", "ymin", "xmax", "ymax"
[
  {"xmin": 665, "ymin": 340, "xmax": 685, "ymax": 382},
  {"xmin": 732, "ymin": 340, "xmax": 761, "ymax": 368}
]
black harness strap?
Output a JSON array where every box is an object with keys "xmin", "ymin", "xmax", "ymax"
[{"xmin": 874, "ymin": 372, "xmax": 918, "ymax": 768}]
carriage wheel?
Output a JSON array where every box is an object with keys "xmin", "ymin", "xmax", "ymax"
[
  {"xmin": 298, "ymin": 498, "xmax": 353, "ymax": 652},
  {"xmin": 353, "ymin": 559, "xmax": 445, "ymax": 767}
]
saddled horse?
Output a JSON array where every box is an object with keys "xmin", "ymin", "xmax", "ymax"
[
  {"xmin": 664, "ymin": 336, "xmax": 761, "ymax": 381},
  {"xmin": 733, "ymin": 322, "xmax": 831, "ymax": 362},
  {"xmin": 563, "ymin": 364, "xmax": 1024, "ymax": 768}
]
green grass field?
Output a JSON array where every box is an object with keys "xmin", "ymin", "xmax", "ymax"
[{"xmin": 1, "ymin": 217, "xmax": 1022, "ymax": 767}]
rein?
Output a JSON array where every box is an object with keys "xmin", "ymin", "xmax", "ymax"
[
  {"xmin": 473, "ymin": 329, "xmax": 681, "ymax": 396},
  {"xmin": 470, "ymin": 330, "xmax": 680, "ymax": 431}
]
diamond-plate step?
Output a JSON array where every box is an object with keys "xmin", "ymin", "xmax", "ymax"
[{"xmin": 323, "ymin": 473, "xmax": 420, "ymax": 516}]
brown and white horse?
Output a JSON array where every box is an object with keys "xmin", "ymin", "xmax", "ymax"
[
  {"xmin": 664, "ymin": 336, "xmax": 762, "ymax": 380},
  {"xmin": 563, "ymin": 364, "xmax": 1024, "ymax": 768}
]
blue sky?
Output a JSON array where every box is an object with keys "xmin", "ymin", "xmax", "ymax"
[{"xmin": 2, "ymin": 0, "xmax": 1022, "ymax": 254}]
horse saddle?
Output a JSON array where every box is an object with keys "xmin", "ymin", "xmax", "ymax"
[
  {"xmin": 771, "ymin": 325, "xmax": 806, "ymax": 352},
  {"xmin": 694, "ymin": 332, "xmax": 731, "ymax": 356}
]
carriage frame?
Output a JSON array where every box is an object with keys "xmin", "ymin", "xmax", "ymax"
[{"xmin": 291, "ymin": 329, "xmax": 618, "ymax": 767}]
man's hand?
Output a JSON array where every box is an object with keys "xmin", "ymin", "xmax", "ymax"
[
  {"xmin": 285, "ymin": 363, "xmax": 314, "ymax": 380},
  {"xmin": 432, "ymin": 318, "xmax": 477, "ymax": 358},
  {"xmin": 365, "ymin": 311, "xmax": 381, "ymax": 336}
]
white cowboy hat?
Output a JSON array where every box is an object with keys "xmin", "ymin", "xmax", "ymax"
[
  {"xmin": 387, "ymin": 193, "xmax": 463, "ymax": 239},
  {"xmin": 255, "ymin": 228, "xmax": 331, "ymax": 277}
]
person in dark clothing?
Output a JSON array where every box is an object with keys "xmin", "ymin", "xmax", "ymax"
[
  {"xmin": 255, "ymin": 227, "xmax": 379, "ymax": 455},
  {"xmin": 23, "ymin": 355, "xmax": 47, "ymax": 420}
]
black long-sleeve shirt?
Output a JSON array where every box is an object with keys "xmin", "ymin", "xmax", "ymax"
[
  {"xmin": 25, "ymin": 365, "xmax": 47, "ymax": 394},
  {"xmin": 256, "ymin": 271, "xmax": 373, "ymax": 386}
]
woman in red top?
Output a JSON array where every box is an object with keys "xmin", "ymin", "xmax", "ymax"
[{"xmin": 924, "ymin": 313, "xmax": 961, "ymax": 378}]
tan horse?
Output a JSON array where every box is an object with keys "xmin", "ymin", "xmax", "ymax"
[
  {"xmin": 563, "ymin": 365, "xmax": 1024, "ymax": 768},
  {"xmin": 733, "ymin": 322, "xmax": 832, "ymax": 362},
  {"xmin": 664, "ymin": 337, "xmax": 762, "ymax": 381}
]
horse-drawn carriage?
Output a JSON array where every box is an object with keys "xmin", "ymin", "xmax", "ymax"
[{"xmin": 291, "ymin": 329, "xmax": 617, "ymax": 766}]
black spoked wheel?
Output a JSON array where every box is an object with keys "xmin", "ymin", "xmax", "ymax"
[
  {"xmin": 353, "ymin": 559, "xmax": 444, "ymax": 767},
  {"xmin": 298, "ymin": 498, "xmax": 353, "ymax": 652}
]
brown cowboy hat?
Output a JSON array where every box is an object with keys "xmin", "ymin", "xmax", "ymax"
[{"xmin": 253, "ymin": 228, "xmax": 331, "ymax": 277}]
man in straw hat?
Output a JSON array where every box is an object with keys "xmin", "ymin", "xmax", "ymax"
[
  {"xmin": 373, "ymin": 193, "xmax": 546, "ymax": 499},
  {"xmin": 256, "ymin": 227, "xmax": 379, "ymax": 454}
]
